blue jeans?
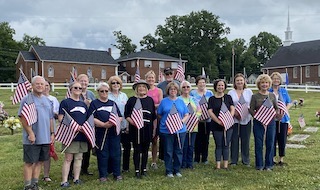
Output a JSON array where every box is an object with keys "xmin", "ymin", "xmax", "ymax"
[
  {"xmin": 213, "ymin": 129, "xmax": 233, "ymax": 161},
  {"xmin": 253, "ymin": 119, "xmax": 276, "ymax": 170},
  {"xmin": 96, "ymin": 134, "xmax": 121, "ymax": 178},
  {"xmin": 182, "ymin": 132, "xmax": 197, "ymax": 168},
  {"xmin": 162, "ymin": 132, "xmax": 186, "ymax": 175}
]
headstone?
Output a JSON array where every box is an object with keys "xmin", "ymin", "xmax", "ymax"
[
  {"xmin": 303, "ymin": 127, "xmax": 318, "ymax": 133},
  {"xmin": 286, "ymin": 144, "xmax": 306, "ymax": 149},
  {"xmin": 190, "ymin": 77, "xmax": 195, "ymax": 83},
  {"xmin": 288, "ymin": 134, "xmax": 310, "ymax": 142}
]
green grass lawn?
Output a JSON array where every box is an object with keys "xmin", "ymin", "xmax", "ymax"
[{"xmin": 0, "ymin": 89, "xmax": 320, "ymax": 189}]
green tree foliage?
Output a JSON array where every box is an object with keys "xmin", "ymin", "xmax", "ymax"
[
  {"xmin": 112, "ymin": 31, "xmax": 137, "ymax": 56},
  {"xmin": 18, "ymin": 34, "xmax": 46, "ymax": 50}
]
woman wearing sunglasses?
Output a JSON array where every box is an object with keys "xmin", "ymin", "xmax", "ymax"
[{"xmin": 87, "ymin": 82, "xmax": 123, "ymax": 182}]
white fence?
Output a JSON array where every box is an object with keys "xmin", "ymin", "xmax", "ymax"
[{"xmin": 1, "ymin": 83, "xmax": 320, "ymax": 93}]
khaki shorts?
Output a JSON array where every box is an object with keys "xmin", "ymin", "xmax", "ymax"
[{"xmin": 62, "ymin": 141, "xmax": 88, "ymax": 154}]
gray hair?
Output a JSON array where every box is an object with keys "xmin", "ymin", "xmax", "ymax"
[
  {"xmin": 31, "ymin": 76, "xmax": 44, "ymax": 84},
  {"xmin": 97, "ymin": 82, "xmax": 109, "ymax": 91},
  {"xmin": 180, "ymin": 80, "xmax": 191, "ymax": 90}
]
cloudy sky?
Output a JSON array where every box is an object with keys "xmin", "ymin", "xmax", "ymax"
[{"xmin": 1, "ymin": 0, "xmax": 319, "ymax": 58}]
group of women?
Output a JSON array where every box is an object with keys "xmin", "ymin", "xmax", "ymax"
[{"xmin": 53, "ymin": 71, "xmax": 291, "ymax": 188}]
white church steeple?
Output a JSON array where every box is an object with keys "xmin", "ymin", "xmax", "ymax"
[{"xmin": 283, "ymin": 8, "xmax": 294, "ymax": 46}]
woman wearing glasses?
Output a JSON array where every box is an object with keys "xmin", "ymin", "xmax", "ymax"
[
  {"xmin": 58, "ymin": 82, "xmax": 89, "ymax": 187},
  {"xmin": 88, "ymin": 82, "xmax": 123, "ymax": 182},
  {"xmin": 107, "ymin": 76, "xmax": 129, "ymax": 173}
]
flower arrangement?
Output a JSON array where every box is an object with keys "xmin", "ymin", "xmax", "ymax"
[
  {"xmin": 316, "ymin": 111, "xmax": 320, "ymax": 121},
  {"xmin": 0, "ymin": 101, "xmax": 9, "ymax": 124},
  {"xmin": 3, "ymin": 116, "xmax": 22, "ymax": 135}
]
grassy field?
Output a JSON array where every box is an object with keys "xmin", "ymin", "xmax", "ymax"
[{"xmin": 0, "ymin": 89, "xmax": 320, "ymax": 190}]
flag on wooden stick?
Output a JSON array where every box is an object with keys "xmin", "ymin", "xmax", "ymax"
[
  {"xmin": 235, "ymin": 94, "xmax": 249, "ymax": 120},
  {"xmin": 165, "ymin": 103, "xmax": 183, "ymax": 134},
  {"xmin": 109, "ymin": 103, "xmax": 121, "ymax": 135},
  {"xmin": 199, "ymin": 96, "xmax": 209, "ymax": 121},
  {"xmin": 131, "ymin": 98, "xmax": 144, "ymax": 129},
  {"xmin": 174, "ymin": 58, "xmax": 185, "ymax": 82},
  {"xmin": 134, "ymin": 60, "xmax": 141, "ymax": 83},
  {"xmin": 278, "ymin": 94, "xmax": 290, "ymax": 117},
  {"xmin": 21, "ymin": 93, "xmax": 37, "ymax": 126},
  {"xmin": 82, "ymin": 114, "xmax": 96, "ymax": 147},
  {"xmin": 298, "ymin": 114, "xmax": 306, "ymax": 128},
  {"xmin": 218, "ymin": 102, "xmax": 234, "ymax": 130},
  {"xmin": 254, "ymin": 98, "xmax": 276, "ymax": 126},
  {"xmin": 55, "ymin": 111, "xmax": 81, "ymax": 147},
  {"xmin": 12, "ymin": 69, "xmax": 32, "ymax": 104},
  {"xmin": 186, "ymin": 103, "xmax": 199, "ymax": 132}
]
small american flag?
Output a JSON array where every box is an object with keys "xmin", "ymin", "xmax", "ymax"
[
  {"xmin": 278, "ymin": 94, "xmax": 289, "ymax": 117},
  {"xmin": 21, "ymin": 94, "xmax": 37, "ymax": 126},
  {"xmin": 235, "ymin": 94, "xmax": 249, "ymax": 120},
  {"xmin": 65, "ymin": 73, "xmax": 75, "ymax": 98},
  {"xmin": 298, "ymin": 114, "xmax": 306, "ymax": 128},
  {"xmin": 109, "ymin": 103, "xmax": 121, "ymax": 135},
  {"xmin": 134, "ymin": 60, "xmax": 141, "ymax": 83},
  {"xmin": 71, "ymin": 67, "xmax": 78, "ymax": 80},
  {"xmin": 82, "ymin": 114, "xmax": 96, "ymax": 147},
  {"xmin": 218, "ymin": 101, "xmax": 234, "ymax": 130},
  {"xmin": 131, "ymin": 98, "xmax": 144, "ymax": 129},
  {"xmin": 199, "ymin": 95, "xmax": 209, "ymax": 121},
  {"xmin": 12, "ymin": 70, "xmax": 32, "ymax": 104},
  {"xmin": 174, "ymin": 58, "xmax": 185, "ymax": 82},
  {"xmin": 165, "ymin": 103, "xmax": 183, "ymax": 134},
  {"xmin": 186, "ymin": 103, "xmax": 199, "ymax": 132},
  {"xmin": 254, "ymin": 98, "xmax": 276, "ymax": 126},
  {"xmin": 55, "ymin": 111, "xmax": 81, "ymax": 147}
]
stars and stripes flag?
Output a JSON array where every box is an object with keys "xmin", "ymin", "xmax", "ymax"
[
  {"xmin": 134, "ymin": 60, "xmax": 141, "ymax": 83},
  {"xmin": 165, "ymin": 103, "xmax": 183, "ymax": 134},
  {"xmin": 20, "ymin": 93, "xmax": 37, "ymax": 126},
  {"xmin": 278, "ymin": 94, "xmax": 290, "ymax": 117},
  {"xmin": 218, "ymin": 101, "xmax": 234, "ymax": 130},
  {"xmin": 71, "ymin": 67, "xmax": 78, "ymax": 80},
  {"xmin": 12, "ymin": 70, "xmax": 32, "ymax": 104},
  {"xmin": 82, "ymin": 114, "xmax": 96, "ymax": 147},
  {"xmin": 109, "ymin": 103, "xmax": 121, "ymax": 135},
  {"xmin": 254, "ymin": 98, "xmax": 276, "ymax": 126},
  {"xmin": 55, "ymin": 111, "xmax": 81, "ymax": 147},
  {"xmin": 174, "ymin": 58, "xmax": 185, "ymax": 82},
  {"xmin": 235, "ymin": 94, "xmax": 249, "ymax": 120},
  {"xmin": 199, "ymin": 95, "xmax": 210, "ymax": 121},
  {"xmin": 186, "ymin": 103, "xmax": 199, "ymax": 132},
  {"xmin": 159, "ymin": 71, "xmax": 164, "ymax": 82},
  {"xmin": 298, "ymin": 114, "xmax": 306, "ymax": 128},
  {"xmin": 65, "ymin": 73, "xmax": 75, "ymax": 98},
  {"xmin": 131, "ymin": 98, "xmax": 144, "ymax": 129}
]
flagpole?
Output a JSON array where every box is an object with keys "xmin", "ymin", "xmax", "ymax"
[
  {"xmin": 232, "ymin": 46, "xmax": 235, "ymax": 83},
  {"xmin": 100, "ymin": 128, "xmax": 108, "ymax": 150},
  {"xmin": 138, "ymin": 128, "xmax": 140, "ymax": 145},
  {"xmin": 177, "ymin": 132, "xmax": 181, "ymax": 149}
]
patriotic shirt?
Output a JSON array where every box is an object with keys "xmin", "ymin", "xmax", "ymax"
[
  {"xmin": 228, "ymin": 88, "xmax": 253, "ymax": 125},
  {"xmin": 59, "ymin": 98, "xmax": 88, "ymax": 142},
  {"xmin": 178, "ymin": 95, "xmax": 201, "ymax": 132},
  {"xmin": 124, "ymin": 96, "xmax": 156, "ymax": 143},
  {"xmin": 249, "ymin": 92, "xmax": 278, "ymax": 124},
  {"xmin": 87, "ymin": 99, "xmax": 122, "ymax": 147},
  {"xmin": 157, "ymin": 97, "xmax": 188, "ymax": 134},
  {"xmin": 18, "ymin": 94, "xmax": 53, "ymax": 145},
  {"xmin": 269, "ymin": 87, "xmax": 291, "ymax": 123},
  {"xmin": 208, "ymin": 94, "xmax": 234, "ymax": 131}
]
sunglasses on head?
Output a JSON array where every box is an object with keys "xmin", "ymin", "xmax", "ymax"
[
  {"xmin": 165, "ymin": 72, "xmax": 173, "ymax": 76},
  {"xmin": 73, "ymin": 86, "xmax": 82, "ymax": 90},
  {"xmin": 111, "ymin": 81, "xmax": 120, "ymax": 85},
  {"xmin": 99, "ymin": 90, "xmax": 109, "ymax": 93},
  {"xmin": 182, "ymin": 86, "xmax": 190, "ymax": 89}
]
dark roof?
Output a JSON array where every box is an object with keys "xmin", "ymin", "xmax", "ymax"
[
  {"xmin": 264, "ymin": 40, "xmax": 320, "ymax": 69},
  {"xmin": 20, "ymin": 51, "xmax": 37, "ymax": 61},
  {"xmin": 31, "ymin": 45, "xmax": 117, "ymax": 65},
  {"xmin": 116, "ymin": 50, "xmax": 184, "ymax": 62}
]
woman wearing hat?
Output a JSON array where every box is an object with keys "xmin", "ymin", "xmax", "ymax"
[{"xmin": 124, "ymin": 80, "xmax": 156, "ymax": 178}]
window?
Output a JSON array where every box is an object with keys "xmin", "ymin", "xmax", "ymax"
[
  {"xmin": 131, "ymin": 61, "xmax": 135, "ymax": 68},
  {"xmin": 293, "ymin": 67, "xmax": 297, "ymax": 78},
  {"xmin": 159, "ymin": 61, "xmax": 164, "ymax": 69},
  {"xmin": 101, "ymin": 69, "xmax": 106, "ymax": 79},
  {"xmin": 144, "ymin": 60, "xmax": 152, "ymax": 68},
  {"xmin": 48, "ymin": 65, "xmax": 54, "ymax": 77},
  {"xmin": 318, "ymin": 65, "xmax": 320, "ymax": 77},
  {"xmin": 305, "ymin": 66, "xmax": 310, "ymax": 78},
  {"xmin": 171, "ymin": 62, "xmax": 178, "ymax": 69},
  {"xmin": 87, "ymin": 67, "xmax": 92, "ymax": 78}
]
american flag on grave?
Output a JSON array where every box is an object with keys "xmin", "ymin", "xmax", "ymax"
[
  {"xmin": 174, "ymin": 58, "xmax": 185, "ymax": 82},
  {"xmin": 186, "ymin": 103, "xmax": 199, "ymax": 132},
  {"xmin": 12, "ymin": 70, "xmax": 32, "ymax": 104},
  {"xmin": 109, "ymin": 103, "xmax": 121, "ymax": 135},
  {"xmin": 218, "ymin": 101, "xmax": 234, "ymax": 130},
  {"xmin": 65, "ymin": 73, "xmax": 75, "ymax": 98},
  {"xmin": 20, "ymin": 93, "xmax": 37, "ymax": 126},
  {"xmin": 165, "ymin": 103, "xmax": 183, "ymax": 134},
  {"xmin": 134, "ymin": 61, "xmax": 141, "ymax": 83},
  {"xmin": 278, "ymin": 93, "xmax": 289, "ymax": 117},
  {"xmin": 82, "ymin": 114, "xmax": 96, "ymax": 147},
  {"xmin": 131, "ymin": 98, "xmax": 144, "ymax": 129},
  {"xmin": 55, "ymin": 111, "xmax": 81, "ymax": 147},
  {"xmin": 298, "ymin": 114, "xmax": 306, "ymax": 128},
  {"xmin": 235, "ymin": 94, "xmax": 249, "ymax": 120},
  {"xmin": 254, "ymin": 98, "xmax": 276, "ymax": 126},
  {"xmin": 199, "ymin": 95, "xmax": 209, "ymax": 121}
]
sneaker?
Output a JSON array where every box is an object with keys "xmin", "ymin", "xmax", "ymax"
[
  {"xmin": 122, "ymin": 169, "xmax": 129, "ymax": 173},
  {"xmin": 150, "ymin": 163, "xmax": 158, "ymax": 169},
  {"xmin": 73, "ymin": 179, "xmax": 83, "ymax": 185},
  {"xmin": 115, "ymin": 176, "xmax": 123, "ymax": 181},
  {"xmin": 99, "ymin": 177, "xmax": 109, "ymax": 183},
  {"xmin": 175, "ymin": 172, "xmax": 182, "ymax": 177},
  {"xmin": 60, "ymin": 182, "xmax": 70, "ymax": 188},
  {"xmin": 166, "ymin": 173, "xmax": 174, "ymax": 178},
  {"xmin": 24, "ymin": 185, "xmax": 34, "ymax": 190},
  {"xmin": 32, "ymin": 183, "xmax": 41, "ymax": 190}
]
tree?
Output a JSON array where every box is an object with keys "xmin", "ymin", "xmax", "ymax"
[
  {"xmin": 19, "ymin": 34, "xmax": 46, "ymax": 50},
  {"xmin": 112, "ymin": 31, "xmax": 137, "ymax": 56}
]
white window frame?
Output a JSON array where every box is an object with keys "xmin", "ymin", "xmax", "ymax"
[
  {"xmin": 159, "ymin": 61, "xmax": 164, "ymax": 69},
  {"xmin": 101, "ymin": 68, "xmax": 106, "ymax": 79},
  {"xmin": 131, "ymin": 61, "xmax": 135, "ymax": 68},
  {"xmin": 48, "ymin": 65, "xmax": 54, "ymax": 78},
  {"xmin": 144, "ymin": 60, "xmax": 152, "ymax": 68},
  {"xmin": 318, "ymin": 65, "xmax": 320, "ymax": 77},
  {"xmin": 305, "ymin": 66, "xmax": 310, "ymax": 78},
  {"xmin": 293, "ymin": 67, "xmax": 298, "ymax": 78},
  {"xmin": 171, "ymin": 62, "xmax": 178, "ymax": 69}
]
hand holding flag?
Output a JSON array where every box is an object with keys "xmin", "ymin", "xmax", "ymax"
[
  {"xmin": 21, "ymin": 93, "xmax": 37, "ymax": 126},
  {"xmin": 218, "ymin": 102, "xmax": 234, "ymax": 130},
  {"xmin": 235, "ymin": 94, "xmax": 249, "ymax": 120},
  {"xmin": 254, "ymin": 98, "xmax": 276, "ymax": 127},
  {"xmin": 186, "ymin": 103, "xmax": 199, "ymax": 132},
  {"xmin": 199, "ymin": 95, "xmax": 209, "ymax": 121}
]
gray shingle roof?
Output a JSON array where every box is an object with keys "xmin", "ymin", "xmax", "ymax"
[
  {"xmin": 116, "ymin": 50, "xmax": 183, "ymax": 62},
  {"xmin": 31, "ymin": 45, "xmax": 117, "ymax": 65},
  {"xmin": 264, "ymin": 40, "xmax": 320, "ymax": 68},
  {"xmin": 20, "ymin": 51, "xmax": 37, "ymax": 61}
]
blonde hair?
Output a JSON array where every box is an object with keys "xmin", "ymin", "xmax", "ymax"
[
  {"xmin": 256, "ymin": 74, "xmax": 272, "ymax": 90},
  {"xmin": 145, "ymin": 70, "xmax": 156, "ymax": 79},
  {"xmin": 108, "ymin": 76, "xmax": 123, "ymax": 91},
  {"xmin": 270, "ymin": 72, "xmax": 283, "ymax": 84},
  {"xmin": 77, "ymin": 74, "xmax": 88, "ymax": 81},
  {"xmin": 166, "ymin": 82, "xmax": 180, "ymax": 95}
]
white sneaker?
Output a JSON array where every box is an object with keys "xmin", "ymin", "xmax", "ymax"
[
  {"xmin": 175, "ymin": 172, "xmax": 182, "ymax": 177},
  {"xmin": 166, "ymin": 173, "xmax": 174, "ymax": 178}
]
